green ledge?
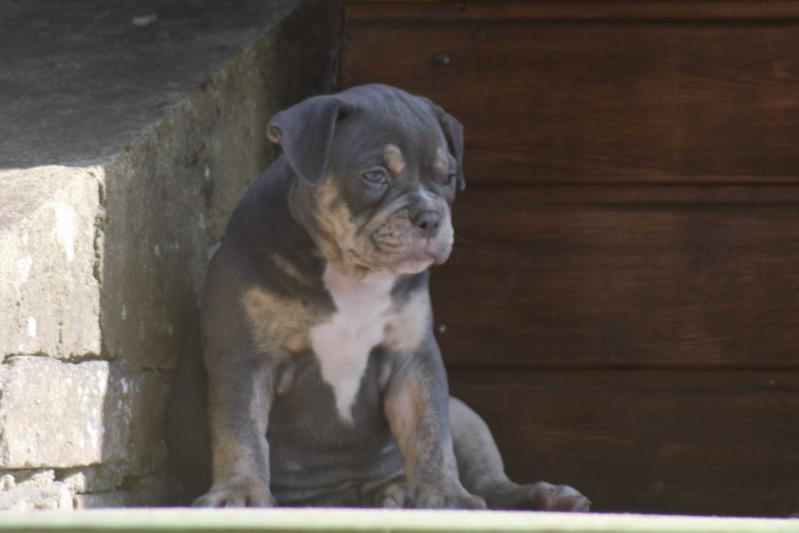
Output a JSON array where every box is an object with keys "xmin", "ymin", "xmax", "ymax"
[{"xmin": 0, "ymin": 509, "xmax": 797, "ymax": 533}]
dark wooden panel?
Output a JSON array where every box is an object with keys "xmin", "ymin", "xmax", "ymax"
[
  {"xmin": 342, "ymin": 2, "xmax": 799, "ymax": 519},
  {"xmin": 343, "ymin": 20, "xmax": 799, "ymax": 184},
  {"xmin": 449, "ymin": 369, "xmax": 799, "ymax": 516},
  {"xmin": 345, "ymin": 1, "xmax": 799, "ymax": 22},
  {"xmin": 431, "ymin": 187, "xmax": 799, "ymax": 369}
]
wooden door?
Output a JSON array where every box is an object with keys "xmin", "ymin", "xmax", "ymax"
[{"xmin": 340, "ymin": 0, "xmax": 799, "ymax": 515}]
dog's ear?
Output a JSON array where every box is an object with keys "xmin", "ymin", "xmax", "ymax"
[
  {"xmin": 414, "ymin": 95, "xmax": 465, "ymax": 190},
  {"xmin": 417, "ymin": 99, "xmax": 465, "ymax": 191},
  {"xmin": 267, "ymin": 95, "xmax": 349, "ymax": 185},
  {"xmin": 436, "ymin": 109, "xmax": 465, "ymax": 191}
]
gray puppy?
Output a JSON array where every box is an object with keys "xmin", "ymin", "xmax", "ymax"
[{"xmin": 167, "ymin": 84, "xmax": 590, "ymax": 510}]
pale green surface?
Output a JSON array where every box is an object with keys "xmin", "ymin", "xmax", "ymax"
[{"xmin": 0, "ymin": 509, "xmax": 797, "ymax": 533}]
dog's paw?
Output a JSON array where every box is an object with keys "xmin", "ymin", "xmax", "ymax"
[
  {"xmin": 408, "ymin": 483, "xmax": 487, "ymax": 510},
  {"xmin": 517, "ymin": 482, "xmax": 591, "ymax": 512},
  {"xmin": 193, "ymin": 477, "xmax": 275, "ymax": 508}
]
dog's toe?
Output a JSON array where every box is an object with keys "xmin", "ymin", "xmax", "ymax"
[
  {"xmin": 193, "ymin": 477, "xmax": 275, "ymax": 508},
  {"xmin": 514, "ymin": 482, "xmax": 591, "ymax": 512}
]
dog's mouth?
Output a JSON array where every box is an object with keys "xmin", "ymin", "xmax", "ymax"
[
  {"xmin": 385, "ymin": 236, "xmax": 452, "ymax": 274},
  {"xmin": 410, "ymin": 238, "xmax": 449, "ymax": 263},
  {"xmin": 394, "ymin": 245, "xmax": 436, "ymax": 274}
]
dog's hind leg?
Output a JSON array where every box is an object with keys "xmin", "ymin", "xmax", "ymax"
[{"xmin": 448, "ymin": 396, "xmax": 590, "ymax": 511}]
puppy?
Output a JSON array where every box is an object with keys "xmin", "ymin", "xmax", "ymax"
[{"xmin": 167, "ymin": 84, "xmax": 590, "ymax": 510}]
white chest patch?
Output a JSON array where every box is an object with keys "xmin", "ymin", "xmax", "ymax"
[{"xmin": 310, "ymin": 265, "xmax": 395, "ymax": 423}]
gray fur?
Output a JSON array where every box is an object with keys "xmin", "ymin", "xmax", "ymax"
[{"xmin": 167, "ymin": 84, "xmax": 589, "ymax": 511}]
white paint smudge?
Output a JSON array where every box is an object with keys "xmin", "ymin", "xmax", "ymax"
[
  {"xmin": 86, "ymin": 422, "xmax": 99, "ymax": 447},
  {"xmin": 53, "ymin": 203, "xmax": 77, "ymax": 263},
  {"xmin": 17, "ymin": 256, "xmax": 32, "ymax": 282},
  {"xmin": 121, "ymin": 305, "xmax": 127, "ymax": 321},
  {"xmin": 26, "ymin": 317, "xmax": 37, "ymax": 337}
]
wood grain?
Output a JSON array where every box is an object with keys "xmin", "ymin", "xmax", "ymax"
[
  {"xmin": 343, "ymin": 21, "xmax": 799, "ymax": 185},
  {"xmin": 341, "ymin": 2, "xmax": 799, "ymax": 516},
  {"xmin": 345, "ymin": 1, "xmax": 799, "ymax": 22},
  {"xmin": 450, "ymin": 369, "xmax": 799, "ymax": 516},
  {"xmin": 432, "ymin": 187, "xmax": 799, "ymax": 369}
]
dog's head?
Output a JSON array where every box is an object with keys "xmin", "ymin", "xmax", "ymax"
[{"xmin": 267, "ymin": 84, "xmax": 464, "ymax": 277}]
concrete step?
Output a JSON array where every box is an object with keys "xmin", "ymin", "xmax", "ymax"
[{"xmin": 0, "ymin": 0, "xmax": 337, "ymax": 508}]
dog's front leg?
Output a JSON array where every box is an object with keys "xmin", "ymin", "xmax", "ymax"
[
  {"xmin": 384, "ymin": 339, "xmax": 486, "ymax": 509},
  {"xmin": 194, "ymin": 350, "xmax": 276, "ymax": 507}
]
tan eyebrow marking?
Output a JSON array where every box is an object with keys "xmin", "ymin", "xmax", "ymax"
[
  {"xmin": 384, "ymin": 144, "xmax": 406, "ymax": 174},
  {"xmin": 434, "ymin": 146, "xmax": 449, "ymax": 175}
]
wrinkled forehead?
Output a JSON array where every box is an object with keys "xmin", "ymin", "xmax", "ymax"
[{"xmin": 330, "ymin": 91, "xmax": 449, "ymax": 171}]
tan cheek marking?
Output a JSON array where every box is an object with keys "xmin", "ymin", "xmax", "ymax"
[
  {"xmin": 315, "ymin": 180, "xmax": 359, "ymax": 264},
  {"xmin": 242, "ymin": 287, "xmax": 314, "ymax": 356},
  {"xmin": 384, "ymin": 144, "xmax": 406, "ymax": 174},
  {"xmin": 434, "ymin": 147, "xmax": 449, "ymax": 176},
  {"xmin": 383, "ymin": 290, "xmax": 432, "ymax": 353}
]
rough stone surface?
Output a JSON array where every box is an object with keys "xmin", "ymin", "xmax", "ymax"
[
  {"xmin": 0, "ymin": 467, "xmax": 178, "ymax": 510},
  {"xmin": 74, "ymin": 474, "xmax": 176, "ymax": 509},
  {"xmin": 0, "ymin": 357, "xmax": 169, "ymax": 470},
  {"xmin": 0, "ymin": 166, "xmax": 103, "ymax": 361},
  {"xmin": 0, "ymin": 470, "xmax": 73, "ymax": 510},
  {"xmin": 0, "ymin": 357, "xmax": 109, "ymax": 468},
  {"xmin": 99, "ymin": 0, "xmax": 340, "ymax": 369},
  {"xmin": 58, "ymin": 464, "xmax": 125, "ymax": 494}
]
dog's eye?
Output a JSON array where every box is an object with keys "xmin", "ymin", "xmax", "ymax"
[
  {"xmin": 443, "ymin": 172, "xmax": 457, "ymax": 186},
  {"xmin": 362, "ymin": 168, "xmax": 389, "ymax": 186}
]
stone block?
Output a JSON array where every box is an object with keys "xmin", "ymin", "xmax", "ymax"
[
  {"xmin": 57, "ymin": 464, "xmax": 125, "ymax": 494},
  {"xmin": 105, "ymin": 364, "xmax": 171, "ymax": 471},
  {"xmin": 0, "ymin": 357, "xmax": 109, "ymax": 468},
  {"xmin": 0, "ymin": 470, "xmax": 73, "ymax": 510},
  {"xmin": 0, "ymin": 357, "xmax": 169, "ymax": 470},
  {"xmin": 73, "ymin": 474, "xmax": 176, "ymax": 509},
  {"xmin": 0, "ymin": 166, "xmax": 103, "ymax": 361}
]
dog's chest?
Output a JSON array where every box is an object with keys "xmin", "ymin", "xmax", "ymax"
[{"xmin": 309, "ymin": 266, "xmax": 395, "ymax": 423}]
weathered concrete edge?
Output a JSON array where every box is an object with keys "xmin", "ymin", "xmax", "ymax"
[{"xmin": 98, "ymin": 0, "xmax": 341, "ymax": 370}]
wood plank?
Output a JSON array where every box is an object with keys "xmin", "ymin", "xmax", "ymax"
[
  {"xmin": 345, "ymin": 1, "xmax": 799, "ymax": 22},
  {"xmin": 431, "ymin": 188, "xmax": 799, "ymax": 369},
  {"xmin": 448, "ymin": 184, "xmax": 799, "ymax": 204},
  {"xmin": 449, "ymin": 369, "xmax": 799, "ymax": 516},
  {"xmin": 342, "ymin": 21, "xmax": 799, "ymax": 185}
]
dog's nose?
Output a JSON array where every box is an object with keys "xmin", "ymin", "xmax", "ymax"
[{"xmin": 412, "ymin": 210, "xmax": 442, "ymax": 239}]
